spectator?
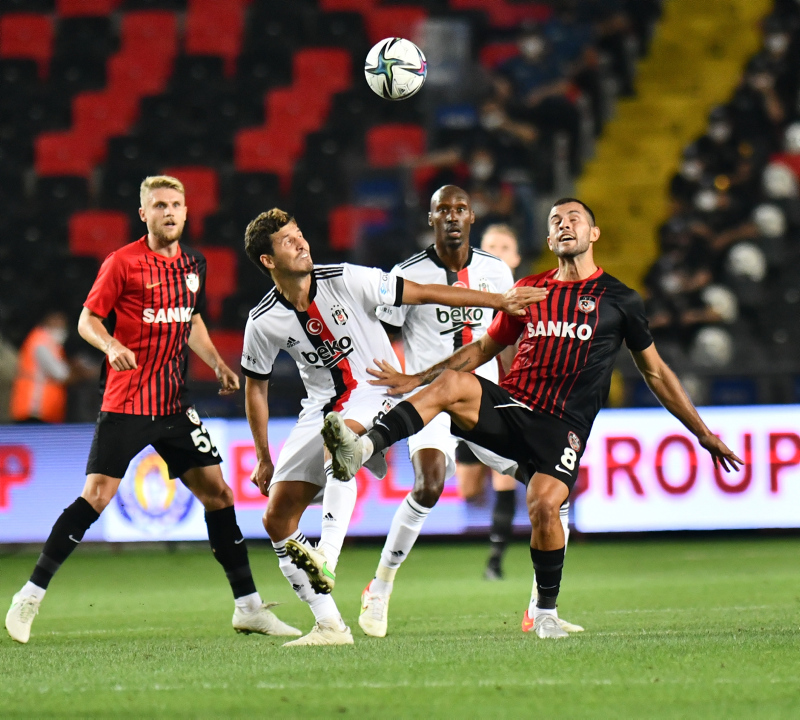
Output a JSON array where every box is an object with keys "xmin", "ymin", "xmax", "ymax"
[{"xmin": 10, "ymin": 311, "xmax": 93, "ymax": 424}]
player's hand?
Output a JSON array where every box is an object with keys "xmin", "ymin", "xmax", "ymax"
[
  {"xmin": 500, "ymin": 286, "xmax": 549, "ymax": 316},
  {"xmin": 250, "ymin": 458, "xmax": 274, "ymax": 497},
  {"xmin": 106, "ymin": 339, "xmax": 137, "ymax": 371},
  {"xmin": 698, "ymin": 434, "xmax": 743, "ymax": 472},
  {"xmin": 215, "ymin": 361, "xmax": 240, "ymax": 395},
  {"xmin": 367, "ymin": 358, "xmax": 421, "ymax": 396}
]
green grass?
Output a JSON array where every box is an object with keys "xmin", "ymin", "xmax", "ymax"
[{"xmin": 1, "ymin": 538, "xmax": 799, "ymax": 719}]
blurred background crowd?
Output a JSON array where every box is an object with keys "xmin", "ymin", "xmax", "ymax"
[{"xmin": 0, "ymin": 0, "xmax": 797, "ymax": 423}]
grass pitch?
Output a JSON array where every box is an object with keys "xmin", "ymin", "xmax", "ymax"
[{"xmin": 1, "ymin": 537, "xmax": 798, "ymax": 719}]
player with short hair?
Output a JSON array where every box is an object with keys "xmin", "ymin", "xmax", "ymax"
[
  {"xmin": 5, "ymin": 175, "xmax": 301, "ymax": 645},
  {"xmin": 323, "ymin": 198, "xmax": 743, "ymax": 639},
  {"xmin": 240, "ymin": 208, "xmax": 546, "ymax": 646}
]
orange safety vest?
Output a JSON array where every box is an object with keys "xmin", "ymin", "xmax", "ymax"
[{"xmin": 10, "ymin": 327, "xmax": 67, "ymax": 423}]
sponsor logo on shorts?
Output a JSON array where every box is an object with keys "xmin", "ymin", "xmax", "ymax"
[
  {"xmin": 186, "ymin": 407, "xmax": 201, "ymax": 425},
  {"xmin": 306, "ymin": 318, "xmax": 324, "ymax": 335},
  {"xmin": 568, "ymin": 431, "xmax": 581, "ymax": 452},
  {"xmin": 578, "ymin": 295, "xmax": 596, "ymax": 313}
]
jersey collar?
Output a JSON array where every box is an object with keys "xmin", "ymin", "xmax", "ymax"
[
  {"xmin": 425, "ymin": 244, "xmax": 474, "ymax": 271},
  {"xmin": 273, "ymin": 271, "xmax": 317, "ymax": 310},
  {"xmin": 546, "ymin": 266, "xmax": 604, "ymax": 284}
]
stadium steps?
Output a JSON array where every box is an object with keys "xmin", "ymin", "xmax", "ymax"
[{"xmin": 562, "ymin": 0, "xmax": 772, "ymax": 290}]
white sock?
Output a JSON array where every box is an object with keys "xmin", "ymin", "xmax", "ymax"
[
  {"xmin": 360, "ymin": 435, "xmax": 375, "ymax": 462},
  {"xmin": 20, "ymin": 581, "xmax": 46, "ymax": 602},
  {"xmin": 529, "ymin": 502, "xmax": 570, "ymax": 615},
  {"xmin": 319, "ymin": 460, "xmax": 357, "ymax": 571},
  {"xmin": 373, "ymin": 494, "xmax": 431, "ymax": 594},
  {"xmin": 272, "ymin": 530, "xmax": 341, "ymax": 624},
  {"xmin": 370, "ymin": 564, "xmax": 397, "ymax": 596},
  {"xmin": 234, "ymin": 591, "xmax": 263, "ymax": 613},
  {"xmin": 534, "ymin": 607, "xmax": 558, "ymax": 620}
]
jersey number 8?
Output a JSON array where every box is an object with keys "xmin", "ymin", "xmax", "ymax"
[{"xmin": 560, "ymin": 447, "xmax": 577, "ymax": 470}]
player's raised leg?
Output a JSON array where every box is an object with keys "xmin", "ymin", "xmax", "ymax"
[
  {"xmin": 264, "ymin": 480, "xmax": 353, "ymax": 646},
  {"xmin": 180, "ymin": 464, "xmax": 300, "ymax": 637}
]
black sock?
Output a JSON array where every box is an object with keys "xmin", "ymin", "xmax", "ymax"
[
  {"xmin": 205, "ymin": 505, "xmax": 257, "ymax": 599},
  {"xmin": 489, "ymin": 490, "xmax": 516, "ymax": 560},
  {"xmin": 30, "ymin": 497, "xmax": 100, "ymax": 589},
  {"xmin": 530, "ymin": 546, "xmax": 566, "ymax": 610},
  {"xmin": 367, "ymin": 401, "xmax": 425, "ymax": 454}
]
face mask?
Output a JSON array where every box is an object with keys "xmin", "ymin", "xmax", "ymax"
[
  {"xmin": 480, "ymin": 110, "xmax": 504, "ymax": 131},
  {"xmin": 49, "ymin": 327, "xmax": 68, "ymax": 345},
  {"xmin": 765, "ymin": 34, "xmax": 789, "ymax": 55},
  {"xmin": 471, "ymin": 160, "xmax": 494, "ymax": 181},
  {"xmin": 519, "ymin": 37, "xmax": 546, "ymax": 61},
  {"xmin": 681, "ymin": 160, "xmax": 703, "ymax": 181},
  {"xmin": 708, "ymin": 122, "xmax": 731, "ymax": 143}
]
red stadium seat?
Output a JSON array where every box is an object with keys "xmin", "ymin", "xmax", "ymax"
[
  {"xmin": 293, "ymin": 48, "xmax": 352, "ymax": 94},
  {"xmin": 479, "ymin": 42, "xmax": 521, "ymax": 70},
  {"xmin": 199, "ymin": 246, "xmax": 237, "ymax": 322},
  {"xmin": 190, "ymin": 329, "xmax": 244, "ymax": 382},
  {"xmin": 35, "ymin": 131, "xmax": 102, "ymax": 177},
  {"xmin": 364, "ymin": 6, "xmax": 427, "ymax": 46},
  {"xmin": 119, "ymin": 11, "xmax": 178, "ymax": 59},
  {"xmin": 107, "ymin": 51, "xmax": 173, "ymax": 96},
  {"xmin": 72, "ymin": 90, "xmax": 140, "ymax": 147},
  {"xmin": 265, "ymin": 88, "xmax": 331, "ymax": 135},
  {"xmin": 56, "ymin": 0, "xmax": 122, "ymax": 16},
  {"xmin": 162, "ymin": 167, "xmax": 219, "ymax": 241},
  {"xmin": 234, "ymin": 127, "xmax": 304, "ymax": 191},
  {"xmin": 69, "ymin": 210, "xmax": 130, "ymax": 262},
  {"xmin": 0, "ymin": 13, "xmax": 53, "ymax": 78},
  {"xmin": 319, "ymin": 0, "xmax": 375, "ymax": 11},
  {"xmin": 185, "ymin": 0, "xmax": 246, "ymax": 76},
  {"xmin": 328, "ymin": 205, "xmax": 388, "ymax": 251},
  {"xmin": 366, "ymin": 124, "xmax": 426, "ymax": 168}
]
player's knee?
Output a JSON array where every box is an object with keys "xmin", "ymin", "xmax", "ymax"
[
  {"xmin": 82, "ymin": 475, "xmax": 116, "ymax": 512},
  {"xmin": 412, "ymin": 475, "xmax": 444, "ymax": 508},
  {"xmin": 527, "ymin": 494, "xmax": 561, "ymax": 530},
  {"xmin": 263, "ymin": 503, "xmax": 290, "ymax": 541}
]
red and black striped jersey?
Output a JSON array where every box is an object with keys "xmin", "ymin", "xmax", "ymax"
[
  {"xmin": 487, "ymin": 268, "xmax": 652, "ymax": 433},
  {"xmin": 84, "ymin": 236, "xmax": 207, "ymax": 415}
]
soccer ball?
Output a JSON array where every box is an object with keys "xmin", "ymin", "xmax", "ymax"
[{"xmin": 364, "ymin": 37, "xmax": 427, "ymax": 101}]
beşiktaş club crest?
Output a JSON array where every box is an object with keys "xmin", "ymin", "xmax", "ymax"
[
  {"xmin": 185, "ymin": 273, "xmax": 199, "ymax": 293},
  {"xmin": 578, "ymin": 295, "xmax": 596, "ymax": 313},
  {"xmin": 568, "ymin": 431, "xmax": 581, "ymax": 452},
  {"xmin": 330, "ymin": 303, "xmax": 349, "ymax": 326},
  {"xmin": 478, "ymin": 278, "xmax": 491, "ymax": 292}
]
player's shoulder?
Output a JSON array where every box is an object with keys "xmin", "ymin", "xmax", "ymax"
[
  {"xmin": 314, "ymin": 263, "xmax": 346, "ymax": 280},
  {"xmin": 596, "ymin": 270, "xmax": 642, "ymax": 301},
  {"xmin": 397, "ymin": 248, "xmax": 430, "ymax": 271},
  {"xmin": 248, "ymin": 287, "xmax": 279, "ymax": 321},
  {"xmin": 104, "ymin": 236, "xmax": 146, "ymax": 264},
  {"xmin": 472, "ymin": 248, "xmax": 508, "ymax": 267},
  {"xmin": 180, "ymin": 243, "xmax": 206, "ymax": 264}
]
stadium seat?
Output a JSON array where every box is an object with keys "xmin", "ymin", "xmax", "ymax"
[
  {"xmin": 319, "ymin": 0, "xmax": 375, "ymax": 11},
  {"xmin": 190, "ymin": 329, "xmax": 243, "ymax": 381},
  {"xmin": 479, "ymin": 42, "xmax": 521, "ymax": 70},
  {"xmin": 54, "ymin": 16, "xmax": 113, "ymax": 62},
  {"xmin": 162, "ymin": 166, "xmax": 218, "ymax": 241},
  {"xmin": 234, "ymin": 127, "xmax": 304, "ymax": 189},
  {"xmin": 107, "ymin": 51, "xmax": 173, "ymax": 97},
  {"xmin": 185, "ymin": 0, "xmax": 246, "ymax": 76},
  {"xmin": 265, "ymin": 87, "xmax": 331, "ymax": 135},
  {"xmin": 35, "ymin": 131, "xmax": 101, "ymax": 177},
  {"xmin": 56, "ymin": 0, "xmax": 121, "ymax": 16},
  {"xmin": 328, "ymin": 205, "xmax": 388, "ymax": 251},
  {"xmin": 68, "ymin": 210, "xmax": 130, "ymax": 262},
  {"xmin": 293, "ymin": 48, "xmax": 352, "ymax": 95},
  {"xmin": 0, "ymin": 13, "xmax": 54, "ymax": 78},
  {"xmin": 364, "ymin": 6, "xmax": 428, "ymax": 46},
  {"xmin": 199, "ymin": 246, "xmax": 237, "ymax": 322},
  {"xmin": 72, "ymin": 90, "xmax": 140, "ymax": 145},
  {"xmin": 366, "ymin": 123, "xmax": 426, "ymax": 168},
  {"xmin": 119, "ymin": 11, "xmax": 178, "ymax": 59},
  {"xmin": 33, "ymin": 176, "xmax": 89, "ymax": 214},
  {"xmin": 50, "ymin": 54, "xmax": 107, "ymax": 95},
  {"xmin": 229, "ymin": 172, "xmax": 281, "ymax": 221}
]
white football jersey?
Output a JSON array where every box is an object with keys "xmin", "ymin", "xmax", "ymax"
[
  {"xmin": 242, "ymin": 264, "xmax": 403, "ymax": 414},
  {"xmin": 376, "ymin": 246, "xmax": 514, "ymax": 382}
]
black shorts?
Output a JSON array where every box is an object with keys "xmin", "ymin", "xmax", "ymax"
[
  {"xmin": 455, "ymin": 441, "xmax": 481, "ymax": 465},
  {"xmin": 450, "ymin": 376, "xmax": 588, "ymax": 490},
  {"xmin": 86, "ymin": 407, "xmax": 222, "ymax": 479}
]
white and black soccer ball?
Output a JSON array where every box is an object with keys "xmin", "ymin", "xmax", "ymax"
[{"xmin": 364, "ymin": 37, "xmax": 427, "ymax": 101}]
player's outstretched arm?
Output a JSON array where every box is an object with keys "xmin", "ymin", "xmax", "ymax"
[
  {"xmin": 368, "ymin": 334, "xmax": 507, "ymax": 396},
  {"xmin": 400, "ymin": 280, "xmax": 547, "ymax": 316},
  {"xmin": 77, "ymin": 306, "xmax": 137, "ymax": 371},
  {"xmin": 188, "ymin": 314, "xmax": 240, "ymax": 395},
  {"xmin": 245, "ymin": 376, "xmax": 274, "ymax": 497},
  {"xmin": 631, "ymin": 344, "xmax": 743, "ymax": 472}
]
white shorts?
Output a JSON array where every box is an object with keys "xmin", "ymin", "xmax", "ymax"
[
  {"xmin": 407, "ymin": 412, "xmax": 518, "ymax": 480},
  {"xmin": 270, "ymin": 386, "xmax": 396, "ymax": 500}
]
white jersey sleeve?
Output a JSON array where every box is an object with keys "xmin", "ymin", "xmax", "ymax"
[
  {"xmin": 343, "ymin": 263, "xmax": 404, "ymax": 312},
  {"xmin": 375, "ymin": 264, "xmax": 408, "ymax": 329},
  {"xmin": 241, "ymin": 313, "xmax": 278, "ymax": 380}
]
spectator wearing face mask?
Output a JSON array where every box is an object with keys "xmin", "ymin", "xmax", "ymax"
[
  {"xmin": 465, "ymin": 147, "xmax": 517, "ymax": 239},
  {"xmin": 695, "ymin": 106, "xmax": 741, "ymax": 177},
  {"xmin": 10, "ymin": 311, "xmax": 92, "ymax": 423},
  {"xmin": 670, "ymin": 143, "xmax": 706, "ymax": 213},
  {"xmin": 729, "ymin": 54, "xmax": 786, "ymax": 151}
]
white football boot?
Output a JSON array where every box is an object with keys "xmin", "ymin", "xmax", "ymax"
[
  {"xmin": 284, "ymin": 539, "xmax": 336, "ymax": 594},
  {"xmin": 232, "ymin": 602, "xmax": 302, "ymax": 636},
  {"xmin": 358, "ymin": 581, "xmax": 390, "ymax": 638},
  {"xmin": 6, "ymin": 592, "xmax": 41, "ymax": 644},
  {"xmin": 321, "ymin": 412, "xmax": 366, "ymax": 481},
  {"xmin": 533, "ymin": 613, "xmax": 569, "ymax": 639},
  {"xmin": 282, "ymin": 619, "xmax": 354, "ymax": 647}
]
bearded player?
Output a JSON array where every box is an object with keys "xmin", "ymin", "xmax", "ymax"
[
  {"xmin": 240, "ymin": 208, "xmax": 546, "ymax": 646},
  {"xmin": 323, "ymin": 198, "xmax": 743, "ymax": 639},
  {"xmin": 6, "ymin": 176, "xmax": 300, "ymax": 644}
]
